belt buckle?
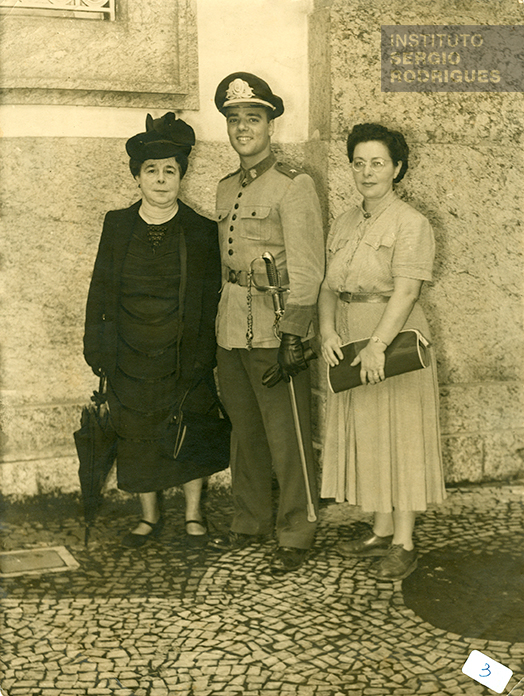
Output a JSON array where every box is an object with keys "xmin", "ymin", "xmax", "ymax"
[{"xmin": 228, "ymin": 269, "xmax": 238, "ymax": 284}]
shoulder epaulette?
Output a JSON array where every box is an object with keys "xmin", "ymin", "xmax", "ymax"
[
  {"xmin": 219, "ymin": 168, "xmax": 241, "ymax": 183},
  {"xmin": 275, "ymin": 161, "xmax": 304, "ymax": 179}
]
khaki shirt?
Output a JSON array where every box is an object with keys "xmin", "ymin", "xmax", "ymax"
[
  {"xmin": 325, "ymin": 190, "xmax": 435, "ymax": 294},
  {"xmin": 216, "ymin": 154, "xmax": 324, "ymax": 349}
]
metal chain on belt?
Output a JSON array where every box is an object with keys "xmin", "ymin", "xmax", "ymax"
[{"xmin": 246, "ymin": 270, "xmax": 254, "ymax": 350}]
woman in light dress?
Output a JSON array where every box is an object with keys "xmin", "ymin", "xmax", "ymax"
[{"xmin": 319, "ymin": 123, "xmax": 445, "ymax": 581}]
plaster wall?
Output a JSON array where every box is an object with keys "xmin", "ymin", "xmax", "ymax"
[{"xmin": 0, "ymin": 0, "xmax": 312, "ymax": 142}]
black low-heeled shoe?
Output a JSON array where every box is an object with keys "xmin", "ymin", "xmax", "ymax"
[
  {"xmin": 207, "ymin": 531, "xmax": 270, "ymax": 552},
  {"xmin": 185, "ymin": 519, "xmax": 208, "ymax": 548},
  {"xmin": 269, "ymin": 546, "xmax": 308, "ymax": 575},
  {"xmin": 121, "ymin": 517, "xmax": 164, "ymax": 548}
]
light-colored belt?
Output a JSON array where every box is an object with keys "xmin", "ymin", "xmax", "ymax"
[
  {"xmin": 339, "ymin": 292, "xmax": 390, "ymax": 303},
  {"xmin": 226, "ymin": 268, "xmax": 290, "ymax": 287}
]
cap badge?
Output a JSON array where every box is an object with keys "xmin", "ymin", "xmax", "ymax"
[{"xmin": 226, "ymin": 78, "xmax": 255, "ymax": 102}]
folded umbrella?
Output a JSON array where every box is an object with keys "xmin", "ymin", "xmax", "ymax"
[{"xmin": 74, "ymin": 375, "xmax": 117, "ymax": 545}]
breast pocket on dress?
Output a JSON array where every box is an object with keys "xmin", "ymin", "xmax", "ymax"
[
  {"xmin": 364, "ymin": 231, "xmax": 396, "ymax": 251},
  {"xmin": 239, "ymin": 206, "xmax": 272, "ymax": 241}
]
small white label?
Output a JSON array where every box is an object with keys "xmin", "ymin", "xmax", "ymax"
[{"xmin": 462, "ymin": 650, "xmax": 513, "ymax": 694}]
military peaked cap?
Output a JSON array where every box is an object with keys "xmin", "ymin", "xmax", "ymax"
[
  {"xmin": 125, "ymin": 112, "xmax": 196, "ymax": 162},
  {"xmin": 214, "ymin": 72, "xmax": 284, "ymax": 118}
]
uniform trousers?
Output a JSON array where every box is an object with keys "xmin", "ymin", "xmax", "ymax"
[{"xmin": 217, "ymin": 346, "xmax": 318, "ymax": 549}]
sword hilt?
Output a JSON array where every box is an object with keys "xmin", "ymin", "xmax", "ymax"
[
  {"xmin": 262, "ymin": 251, "xmax": 279, "ymax": 287},
  {"xmin": 262, "ymin": 251, "xmax": 284, "ymax": 318}
]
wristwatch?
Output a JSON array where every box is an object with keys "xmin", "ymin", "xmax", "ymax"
[{"xmin": 370, "ymin": 335, "xmax": 388, "ymax": 347}]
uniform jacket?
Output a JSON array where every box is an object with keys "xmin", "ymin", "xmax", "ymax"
[
  {"xmin": 83, "ymin": 199, "xmax": 221, "ymax": 396},
  {"xmin": 215, "ymin": 154, "xmax": 325, "ymax": 349}
]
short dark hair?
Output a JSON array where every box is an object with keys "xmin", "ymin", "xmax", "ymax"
[
  {"xmin": 129, "ymin": 153, "xmax": 188, "ymax": 179},
  {"xmin": 346, "ymin": 123, "xmax": 409, "ymax": 183}
]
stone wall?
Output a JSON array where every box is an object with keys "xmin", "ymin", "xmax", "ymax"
[
  {"xmin": 308, "ymin": 0, "xmax": 524, "ymax": 483},
  {"xmin": 1, "ymin": 0, "xmax": 523, "ymax": 497},
  {"xmin": 0, "ymin": 138, "xmax": 308, "ymax": 496},
  {"xmin": 0, "ymin": 0, "xmax": 314, "ymax": 497}
]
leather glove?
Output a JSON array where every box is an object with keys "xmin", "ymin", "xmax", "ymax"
[{"xmin": 262, "ymin": 336, "xmax": 317, "ymax": 388}]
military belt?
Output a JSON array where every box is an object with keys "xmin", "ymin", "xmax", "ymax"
[
  {"xmin": 339, "ymin": 292, "xmax": 390, "ymax": 303},
  {"xmin": 227, "ymin": 267, "xmax": 289, "ymax": 287}
]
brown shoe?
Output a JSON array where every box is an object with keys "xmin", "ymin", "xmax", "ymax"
[
  {"xmin": 336, "ymin": 527, "xmax": 393, "ymax": 557},
  {"xmin": 373, "ymin": 544, "xmax": 418, "ymax": 581}
]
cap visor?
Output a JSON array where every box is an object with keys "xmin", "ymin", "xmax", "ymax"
[{"xmin": 222, "ymin": 98, "xmax": 276, "ymax": 111}]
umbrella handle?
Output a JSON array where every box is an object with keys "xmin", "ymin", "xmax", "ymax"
[{"xmin": 92, "ymin": 374, "xmax": 109, "ymax": 409}]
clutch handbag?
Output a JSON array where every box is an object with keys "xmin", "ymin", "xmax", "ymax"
[{"xmin": 328, "ymin": 329, "xmax": 430, "ymax": 394}]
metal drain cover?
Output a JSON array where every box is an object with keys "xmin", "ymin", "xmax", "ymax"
[{"xmin": 0, "ymin": 546, "xmax": 79, "ymax": 577}]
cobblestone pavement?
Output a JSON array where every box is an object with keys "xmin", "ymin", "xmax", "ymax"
[{"xmin": 1, "ymin": 482, "xmax": 523, "ymax": 696}]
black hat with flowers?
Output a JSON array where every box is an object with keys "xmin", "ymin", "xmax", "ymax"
[{"xmin": 125, "ymin": 112, "xmax": 196, "ymax": 162}]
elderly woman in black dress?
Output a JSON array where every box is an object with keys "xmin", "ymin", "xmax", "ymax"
[{"xmin": 83, "ymin": 113, "xmax": 223, "ymax": 548}]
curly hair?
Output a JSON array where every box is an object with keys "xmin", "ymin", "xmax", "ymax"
[
  {"xmin": 129, "ymin": 153, "xmax": 188, "ymax": 179},
  {"xmin": 346, "ymin": 123, "xmax": 409, "ymax": 183}
]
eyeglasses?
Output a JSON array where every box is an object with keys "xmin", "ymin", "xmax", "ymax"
[{"xmin": 351, "ymin": 158, "xmax": 391, "ymax": 172}]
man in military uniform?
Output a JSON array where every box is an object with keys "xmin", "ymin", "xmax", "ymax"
[{"xmin": 211, "ymin": 72, "xmax": 324, "ymax": 574}]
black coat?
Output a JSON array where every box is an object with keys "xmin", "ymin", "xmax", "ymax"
[{"xmin": 83, "ymin": 199, "xmax": 220, "ymax": 401}]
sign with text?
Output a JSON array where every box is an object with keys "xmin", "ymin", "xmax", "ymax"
[
  {"xmin": 462, "ymin": 650, "xmax": 513, "ymax": 694},
  {"xmin": 381, "ymin": 25, "xmax": 524, "ymax": 92}
]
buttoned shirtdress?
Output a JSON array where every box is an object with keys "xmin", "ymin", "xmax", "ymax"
[
  {"xmin": 320, "ymin": 191, "xmax": 446, "ymax": 513},
  {"xmin": 216, "ymin": 153, "xmax": 324, "ymax": 549}
]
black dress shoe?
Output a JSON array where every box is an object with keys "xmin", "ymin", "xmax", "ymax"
[
  {"xmin": 207, "ymin": 530, "xmax": 268, "ymax": 552},
  {"xmin": 121, "ymin": 517, "xmax": 164, "ymax": 548},
  {"xmin": 185, "ymin": 519, "xmax": 208, "ymax": 548},
  {"xmin": 269, "ymin": 546, "xmax": 307, "ymax": 575}
]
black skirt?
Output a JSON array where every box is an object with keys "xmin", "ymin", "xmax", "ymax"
[{"xmin": 111, "ymin": 376, "xmax": 225, "ymax": 493}]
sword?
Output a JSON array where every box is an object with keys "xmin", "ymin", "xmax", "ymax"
[
  {"xmin": 263, "ymin": 251, "xmax": 317, "ymax": 523},
  {"xmin": 259, "ymin": 251, "xmax": 317, "ymax": 385}
]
